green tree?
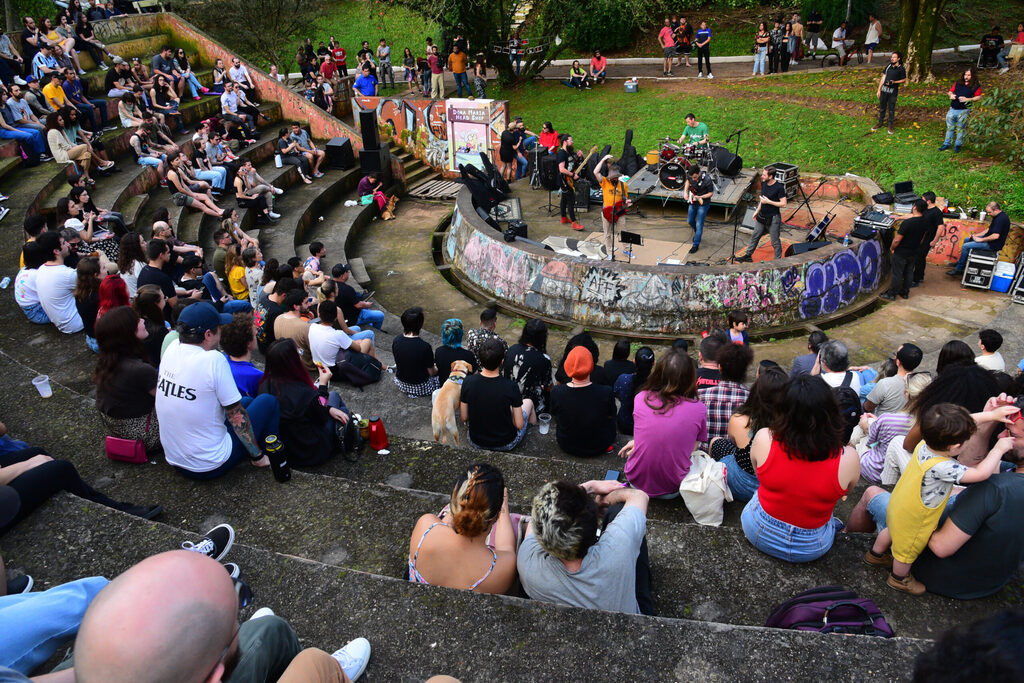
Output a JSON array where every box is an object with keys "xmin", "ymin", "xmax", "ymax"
[{"xmin": 896, "ymin": 0, "xmax": 947, "ymax": 82}]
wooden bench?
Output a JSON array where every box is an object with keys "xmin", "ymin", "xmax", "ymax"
[{"xmin": 1009, "ymin": 43, "xmax": 1024, "ymax": 69}]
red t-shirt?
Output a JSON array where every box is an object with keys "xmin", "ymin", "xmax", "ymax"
[
  {"xmin": 658, "ymin": 26, "xmax": 675, "ymax": 47},
  {"xmin": 332, "ymin": 47, "xmax": 346, "ymax": 66},
  {"xmin": 320, "ymin": 60, "xmax": 337, "ymax": 79},
  {"xmin": 1016, "ymin": 30, "xmax": 1024, "ymax": 44},
  {"xmin": 428, "ymin": 54, "xmax": 443, "ymax": 74},
  {"xmin": 538, "ymin": 130, "xmax": 559, "ymax": 148},
  {"xmin": 590, "ymin": 56, "xmax": 606, "ymax": 72}
]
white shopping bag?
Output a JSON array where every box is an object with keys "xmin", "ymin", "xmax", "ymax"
[{"xmin": 679, "ymin": 450, "xmax": 733, "ymax": 526}]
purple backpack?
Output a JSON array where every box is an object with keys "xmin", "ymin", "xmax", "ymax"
[{"xmin": 765, "ymin": 585, "xmax": 894, "ymax": 637}]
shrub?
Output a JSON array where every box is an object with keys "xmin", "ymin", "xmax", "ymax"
[
  {"xmin": 11, "ymin": 0, "xmax": 57, "ymax": 22},
  {"xmin": 800, "ymin": 0, "xmax": 877, "ymax": 31},
  {"xmin": 971, "ymin": 85, "xmax": 1024, "ymax": 170}
]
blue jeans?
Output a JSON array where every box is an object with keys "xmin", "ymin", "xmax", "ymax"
[
  {"xmin": 194, "ymin": 167, "xmax": 225, "ymax": 190},
  {"xmin": 720, "ymin": 454, "xmax": 758, "ymax": 502},
  {"xmin": 0, "ymin": 576, "xmax": 109, "ymax": 674},
  {"xmin": 356, "ymin": 307, "xmax": 385, "ymax": 329},
  {"xmin": 522, "ymin": 135, "xmax": 538, "ymax": 149},
  {"xmin": 687, "ymin": 200, "xmax": 710, "ymax": 246},
  {"xmin": 511, "ymin": 53, "xmax": 521, "ymax": 76},
  {"xmin": 0, "ymin": 127, "xmax": 45, "ymax": 156},
  {"xmin": 453, "ymin": 71, "xmax": 469, "ymax": 97},
  {"xmin": 20, "ymin": 302, "xmax": 50, "ymax": 324},
  {"xmin": 953, "ymin": 240, "xmax": 997, "ymax": 272},
  {"xmin": 516, "ymin": 151, "xmax": 528, "ymax": 179},
  {"xmin": 348, "ymin": 325, "xmax": 375, "ymax": 344},
  {"xmin": 754, "ymin": 47, "xmax": 767, "ymax": 74},
  {"xmin": 943, "ymin": 108, "xmax": 969, "ymax": 147},
  {"xmin": 997, "ymin": 47, "xmax": 1010, "ymax": 69},
  {"xmin": 178, "ymin": 394, "xmax": 280, "ymax": 480},
  {"xmin": 73, "ymin": 100, "xmax": 108, "ymax": 131},
  {"xmin": 184, "ymin": 72, "xmax": 203, "ymax": 98},
  {"xmin": 741, "ymin": 492, "xmax": 844, "ymax": 563}
]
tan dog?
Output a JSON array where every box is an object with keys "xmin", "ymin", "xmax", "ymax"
[{"xmin": 431, "ymin": 360, "xmax": 474, "ymax": 446}]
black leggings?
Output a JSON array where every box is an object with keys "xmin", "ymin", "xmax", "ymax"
[
  {"xmin": 0, "ymin": 448, "xmax": 126, "ymax": 533},
  {"xmin": 560, "ymin": 184, "xmax": 576, "ymax": 222},
  {"xmin": 697, "ymin": 45, "xmax": 712, "ymax": 74},
  {"xmin": 281, "ymin": 153, "xmax": 311, "ymax": 176}
]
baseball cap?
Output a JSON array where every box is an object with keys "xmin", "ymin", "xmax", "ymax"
[
  {"xmin": 112, "ymin": 55, "xmax": 125, "ymax": 65},
  {"xmin": 178, "ymin": 302, "xmax": 232, "ymax": 336},
  {"xmin": 24, "ymin": 76, "xmax": 36, "ymax": 83},
  {"xmin": 331, "ymin": 263, "xmax": 351, "ymax": 278},
  {"xmin": 564, "ymin": 346, "xmax": 594, "ymax": 381}
]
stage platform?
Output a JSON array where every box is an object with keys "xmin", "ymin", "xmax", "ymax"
[{"xmin": 625, "ymin": 166, "xmax": 757, "ymax": 220}]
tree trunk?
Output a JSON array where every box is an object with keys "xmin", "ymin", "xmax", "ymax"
[
  {"xmin": 904, "ymin": 0, "xmax": 946, "ymax": 82},
  {"xmin": 896, "ymin": 0, "xmax": 920, "ymax": 56}
]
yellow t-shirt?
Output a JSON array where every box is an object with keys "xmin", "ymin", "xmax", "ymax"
[
  {"xmin": 228, "ymin": 266, "xmax": 248, "ymax": 300},
  {"xmin": 599, "ymin": 177, "xmax": 629, "ymax": 208},
  {"xmin": 42, "ymin": 82, "xmax": 66, "ymax": 109},
  {"xmin": 448, "ymin": 51, "xmax": 468, "ymax": 74}
]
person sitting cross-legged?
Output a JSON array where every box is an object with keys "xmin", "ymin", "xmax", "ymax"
[
  {"xmin": 392, "ymin": 306, "xmax": 439, "ymax": 398},
  {"xmin": 461, "ymin": 337, "xmax": 537, "ymax": 451}
]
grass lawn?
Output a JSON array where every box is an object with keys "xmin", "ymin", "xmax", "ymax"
[
  {"xmin": 489, "ymin": 77, "xmax": 1024, "ymax": 217},
  {"xmin": 294, "ymin": 1, "xmax": 439, "ymax": 60},
  {"xmin": 719, "ymin": 70, "xmax": 954, "ymax": 109}
]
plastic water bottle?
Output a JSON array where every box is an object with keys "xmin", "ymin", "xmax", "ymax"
[
  {"xmin": 264, "ymin": 435, "xmax": 290, "ymax": 482},
  {"xmin": 274, "ymin": 152, "xmax": 283, "ymax": 168},
  {"xmin": 0, "ymin": 277, "xmax": 9, "ymax": 289},
  {"xmin": 842, "ymin": 232, "xmax": 851, "ymax": 246}
]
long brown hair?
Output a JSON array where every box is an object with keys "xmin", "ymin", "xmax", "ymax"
[
  {"xmin": 94, "ymin": 306, "xmax": 148, "ymax": 389},
  {"xmin": 642, "ymin": 349, "xmax": 697, "ymax": 413},
  {"xmin": 224, "ymin": 245, "xmax": 243, "ymax": 274},
  {"xmin": 74, "ymin": 256, "xmax": 101, "ymax": 302},
  {"xmin": 134, "ymin": 284, "xmax": 166, "ymax": 328}
]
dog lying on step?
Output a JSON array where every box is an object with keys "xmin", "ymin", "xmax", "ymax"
[{"xmin": 431, "ymin": 360, "xmax": 474, "ymax": 446}]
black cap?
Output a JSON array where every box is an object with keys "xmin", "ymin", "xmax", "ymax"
[{"xmin": 331, "ymin": 263, "xmax": 351, "ymax": 278}]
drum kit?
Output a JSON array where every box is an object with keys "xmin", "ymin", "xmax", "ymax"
[{"xmin": 648, "ymin": 137, "xmax": 721, "ymax": 192}]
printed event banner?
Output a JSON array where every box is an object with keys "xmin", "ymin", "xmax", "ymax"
[{"xmin": 446, "ymin": 99, "xmax": 494, "ymax": 172}]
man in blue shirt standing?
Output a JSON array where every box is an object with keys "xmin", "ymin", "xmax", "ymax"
[{"xmin": 353, "ymin": 64, "xmax": 378, "ymax": 97}]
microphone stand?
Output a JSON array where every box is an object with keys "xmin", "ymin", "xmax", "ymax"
[{"xmin": 725, "ymin": 127, "xmax": 749, "ymax": 157}]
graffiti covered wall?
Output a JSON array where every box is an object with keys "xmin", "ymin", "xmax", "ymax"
[
  {"xmin": 352, "ymin": 97, "xmax": 509, "ymax": 177},
  {"xmin": 927, "ymin": 217, "xmax": 1024, "ymax": 265},
  {"xmin": 446, "ymin": 189, "xmax": 890, "ymax": 335}
]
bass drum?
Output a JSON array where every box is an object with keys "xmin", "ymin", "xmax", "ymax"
[{"xmin": 659, "ymin": 161, "xmax": 689, "ymax": 190}]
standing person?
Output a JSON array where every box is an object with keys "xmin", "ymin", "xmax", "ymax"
[
  {"xmin": 939, "ymin": 67, "xmax": 982, "ymax": 153},
  {"xmin": 658, "ymin": 18, "xmax": 676, "ymax": 77},
  {"xmin": 556, "ymin": 134, "xmax": 583, "ymax": 232},
  {"xmin": 790, "ymin": 13, "xmax": 803, "ymax": 63},
  {"xmin": 883, "ymin": 200, "xmax": 928, "ymax": 301},
  {"xmin": 402, "ymin": 47, "xmax": 417, "ymax": 88},
  {"xmin": 376, "ymin": 38, "xmax": 394, "ymax": 90},
  {"xmin": 508, "ymin": 30, "xmax": 522, "ymax": 77},
  {"xmin": 780, "ymin": 19, "xmax": 793, "ymax": 72},
  {"xmin": 683, "ymin": 165, "xmax": 714, "ymax": 254},
  {"xmin": 768, "ymin": 20, "xmax": 785, "ymax": 74},
  {"xmin": 448, "ymin": 43, "xmax": 468, "ymax": 97},
  {"xmin": 593, "ymin": 154, "xmax": 629, "ymax": 261},
  {"xmin": 428, "ymin": 45, "xmax": 444, "ymax": 99},
  {"xmin": 912, "ymin": 191, "xmax": 944, "ymax": 287},
  {"xmin": 753, "ymin": 23, "xmax": 770, "ymax": 76},
  {"xmin": 864, "ymin": 13, "xmax": 883, "ymax": 63},
  {"xmin": 737, "ymin": 166, "xmax": 787, "ymax": 261},
  {"xmin": 331, "ymin": 39, "xmax": 347, "ymax": 78},
  {"xmin": 695, "ymin": 20, "xmax": 713, "ymax": 78},
  {"xmin": 805, "ymin": 9, "xmax": 823, "ymax": 58},
  {"xmin": 873, "ymin": 51, "xmax": 907, "ymax": 134},
  {"xmin": 473, "ymin": 55, "xmax": 488, "ymax": 98},
  {"xmin": 947, "ymin": 201, "xmax": 1011, "ymax": 277},
  {"xmin": 674, "ymin": 17, "xmax": 693, "ymax": 68}
]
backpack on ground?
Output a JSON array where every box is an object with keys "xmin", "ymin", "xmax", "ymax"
[
  {"xmin": 765, "ymin": 585, "xmax": 894, "ymax": 637},
  {"xmin": 833, "ymin": 371, "xmax": 863, "ymax": 444},
  {"xmin": 334, "ymin": 349, "xmax": 383, "ymax": 388}
]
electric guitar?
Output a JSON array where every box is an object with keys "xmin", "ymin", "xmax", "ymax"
[
  {"xmin": 564, "ymin": 145, "xmax": 598, "ymax": 192},
  {"xmin": 603, "ymin": 185, "xmax": 655, "ymax": 223}
]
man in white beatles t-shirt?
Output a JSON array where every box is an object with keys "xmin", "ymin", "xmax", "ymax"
[
  {"xmin": 33, "ymin": 231, "xmax": 83, "ymax": 333},
  {"xmin": 156, "ymin": 302, "xmax": 280, "ymax": 479}
]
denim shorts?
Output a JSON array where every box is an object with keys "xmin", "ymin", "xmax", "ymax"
[
  {"xmin": 721, "ymin": 453, "xmax": 759, "ymax": 503},
  {"xmin": 469, "ymin": 408, "xmax": 529, "ymax": 452},
  {"xmin": 741, "ymin": 492, "xmax": 844, "ymax": 563},
  {"xmin": 868, "ymin": 489, "xmax": 960, "ymax": 533},
  {"xmin": 137, "ymin": 156, "xmax": 162, "ymax": 168}
]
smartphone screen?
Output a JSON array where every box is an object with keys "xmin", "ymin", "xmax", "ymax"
[{"xmin": 604, "ymin": 470, "xmax": 620, "ymax": 481}]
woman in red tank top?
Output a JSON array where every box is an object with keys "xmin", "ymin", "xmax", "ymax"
[{"xmin": 741, "ymin": 375, "xmax": 861, "ymax": 562}]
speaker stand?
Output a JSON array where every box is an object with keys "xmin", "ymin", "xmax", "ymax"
[
  {"xmin": 785, "ymin": 177, "xmax": 826, "ymax": 226},
  {"xmin": 728, "ymin": 202, "xmax": 743, "ymax": 264},
  {"xmin": 539, "ymin": 190, "xmax": 558, "ymax": 216}
]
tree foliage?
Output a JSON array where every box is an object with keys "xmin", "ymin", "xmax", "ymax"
[
  {"xmin": 971, "ymin": 84, "xmax": 1024, "ymax": 170},
  {"xmin": 180, "ymin": 0, "xmax": 315, "ymax": 72}
]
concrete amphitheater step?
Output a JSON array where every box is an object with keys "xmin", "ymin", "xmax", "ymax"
[
  {"xmin": 0, "ymin": 156, "xmax": 21, "ymax": 183},
  {"xmin": 1, "ymin": 495, "xmax": 928, "ymax": 681}
]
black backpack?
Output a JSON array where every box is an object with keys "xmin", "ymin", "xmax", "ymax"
[
  {"xmin": 334, "ymin": 349, "xmax": 383, "ymax": 388},
  {"xmin": 833, "ymin": 371, "xmax": 863, "ymax": 443}
]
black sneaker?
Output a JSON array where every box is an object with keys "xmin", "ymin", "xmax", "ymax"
[
  {"xmin": 736, "ymin": 254, "xmax": 753, "ymax": 263},
  {"xmin": 899, "ymin": 293, "xmax": 909, "ymax": 300},
  {"xmin": 880, "ymin": 292, "xmax": 896, "ymax": 301},
  {"xmin": 946, "ymin": 269, "xmax": 962, "ymax": 277},
  {"xmin": 688, "ymin": 244, "xmax": 699, "ymax": 254},
  {"xmin": 182, "ymin": 523, "xmax": 235, "ymax": 561},
  {"xmin": 910, "ymin": 281, "xmax": 920, "ymax": 288},
  {"xmin": 6, "ymin": 574, "xmax": 33, "ymax": 594},
  {"xmin": 224, "ymin": 562, "xmax": 241, "ymax": 579}
]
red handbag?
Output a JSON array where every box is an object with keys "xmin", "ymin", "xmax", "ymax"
[{"xmin": 105, "ymin": 413, "xmax": 152, "ymax": 464}]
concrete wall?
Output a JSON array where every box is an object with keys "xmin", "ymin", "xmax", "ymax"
[{"xmin": 445, "ymin": 188, "xmax": 891, "ymax": 336}]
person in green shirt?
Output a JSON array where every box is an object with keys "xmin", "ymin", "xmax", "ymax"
[{"xmin": 677, "ymin": 113, "xmax": 709, "ymax": 145}]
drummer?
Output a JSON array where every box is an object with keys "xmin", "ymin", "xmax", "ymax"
[{"xmin": 676, "ymin": 113, "xmax": 710, "ymax": 145}]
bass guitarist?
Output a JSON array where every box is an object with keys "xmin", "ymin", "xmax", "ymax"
[
  {"xmin": 557, "ymin": 134, "xmax": 584, "ymax": 231},
  {"xmin": 593, "ymin": 154, "xmax": 629, "ymax": 261},
  {"xmin": 683, "ymin": 165, "xmax": 714, "ymax": 254}
]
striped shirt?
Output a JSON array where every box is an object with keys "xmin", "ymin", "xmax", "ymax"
[{"xmin": 861, "ymin": 412, "xmax": 914, "ymax": 482}]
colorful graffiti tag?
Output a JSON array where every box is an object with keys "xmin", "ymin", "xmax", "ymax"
[{"xmin": 798, "ymin": 241, "xmax": 881, "ymax": 319}]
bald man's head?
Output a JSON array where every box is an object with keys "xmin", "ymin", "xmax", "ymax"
[{"xmin": 76, "ymin": 550, "xmax": 238, "ymax": 683}]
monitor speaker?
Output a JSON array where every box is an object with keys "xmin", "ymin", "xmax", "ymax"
[
  {"xmin": 539, "ymin": 154, "xmax": 560, "ymax": 192},
  {"xmin": 358, "ymin": 111, "xmax": 380, "ymax": 150},
  {"xmin": 326, "ymin": 137, "xmax": 355, "ymax": 170},
  {"xmin": 785, "ymin": 240, "xmax": 830, "ymax": 256},
  {"xmin": 359, "ymin": 148, "xmax": 390, "ymax": 175},
  {"xmin": 712, "ymin": 146, "xmax": 743, "ymax": 177}
]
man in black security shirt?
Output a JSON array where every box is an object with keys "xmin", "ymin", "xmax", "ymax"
[
  {"xmin": 883, "ymin": 199, "xmax": 928, "ymax": 301},
  {"xmin": 737, "ymin": 165, "xmax": 787, "ymax": 261},
  {"xmin": 948, "ymin": 201, "xmax": 1011, "ymax": 277},
  {"xmin": 872, "ymin": 51, "xmax": 907, "ymax": 134},
  {"xmin": 914, "ymin": 191, "xmax": 945, "ymax": 286},
  {"xmin": 556, "ymin": 134, "xmax": 583, "ymax": 231}
]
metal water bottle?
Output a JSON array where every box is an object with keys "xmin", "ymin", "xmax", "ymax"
[
  {"xmin": 368, "ymin": 415, "xmax": 389, "ymax": 451},
  {"xmin": 264, "ymin": 435, "xmax": 290, "ymax": 482}
]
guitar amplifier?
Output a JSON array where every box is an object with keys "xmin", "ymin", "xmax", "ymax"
[
  {"xmin": 574, "ymin": 180, "xmax": 591, "ymax": 212},
  {"xmin": 773, "ymin": 162, "xmax": 799, "ymax": 183}
]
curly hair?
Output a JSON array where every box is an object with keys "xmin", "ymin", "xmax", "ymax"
[{"xmin": 448, "ymin": 463, "xmax": 504, "ymax": 538}]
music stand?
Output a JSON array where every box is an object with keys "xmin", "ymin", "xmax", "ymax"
[{"xmin": 620, "ymin": 230, "xmax": 643, "ymax": 264}]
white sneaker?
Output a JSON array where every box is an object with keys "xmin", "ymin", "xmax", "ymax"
[
  {"xmin": 707, "ymin": 73, "xmax": 714, "ymax": 79},
  {"xmin": 99, "ymin": 63, "xmax": 109, "ymax": 70},
  {"xmin": 268, "ymin": 211, "xmax": 281, "ymax": 219},
  {"xmin": 248, "ymin": 607, "xmax": 275, "ymax": 621},
  {"xmin": 273, "ymin": 187, "xmax": 284, "ymax": 195},
  {"xmin": 999, "ymin": 67, "xmax": 1010, "ymax": 74},
  {"xmin": 332, "ymin": 638, "xmax": 371, "ymax": 681},
  {"xmin": 697, "ymin": 73, "xmax": 704, "ymax": 78},
  {"xmin": 13, "ymin": 76, "xmax": 26, "ymax": 86}
]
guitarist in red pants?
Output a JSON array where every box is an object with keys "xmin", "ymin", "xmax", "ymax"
[{"xmin": 593, "ymin": 154, "xmax": 629, "ymax": 261}]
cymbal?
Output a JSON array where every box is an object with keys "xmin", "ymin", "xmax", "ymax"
[{"xmin": 657, "ymin": 136, "xmax": 676, "ymax": 143}]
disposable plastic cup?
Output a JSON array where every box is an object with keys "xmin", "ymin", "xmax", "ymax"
[
  {"xmin": 32, "ymin": 375, "xmax": 52, "ymax": 398},
  {"xmin": 538, "ymin": 413, "xmax": 551, "ymax": 435}
]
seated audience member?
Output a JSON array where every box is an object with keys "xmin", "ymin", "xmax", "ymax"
[
  {"xmin": 603, "ymin": 339, "xmax": 636, "ymax": 386},
  {"xmin": 219, "ymin": 311, "xmax": 263, "ymax": 398},
  {"xmin": 116, "ymin": 233, "xmax": 146, "ymax": 298},
  {"xmin": 863, "ymin": 403, "xmax": 1012, "ymax": 595},
  {"xmin": 277, "ymin": 127, "xmax": 313, "ymax": 183},
  {"xmin": 134, "ymin": 284, "xmax": 170, "ymax": 364},
  {"xmin": 242, "ymin": 247, "xmax": 264, "ymax": 306},
  {"xmin": 289, "ymin": 121, "xmax": 325, "ymax": 178},
  {"xmin": 392, "ymin": 307, "xmax": 439, "ymax": 397},
  {"xmin": 589, "ymin": 50, "xmax": 607, "ymax": 84},
  {"xmin": 699, "ymin": 343, "xmax": 753, "ymax": 444},
  {"xmin": 741, "ymin": 375, "xmax": 860, "ymax": 563},
  {"xmin": 613, "ymin": 346, "xmax": 655, "ymax": 435},
  {"xmin": 814, "ymin": 339, "xmax": 861, "ymax": 393},
  {"xmin": 408, "ymin": 463, "xmax": 518, "ymax": 594},
  {"xmin": 864, "ymin": 343, "xmax": 924, "ymax": 414},
  {"xmin": 726, "ymin": 310, "xmax": 749, "ymax": 345},
  {"xmin": 314, "ymin": 281, "xmax": 375, "ymax": 341},
  {"xmin": 273, "ymin": 289, "xmax": 316, "ymax": 373},
  {"xmin": 619, "ymin": 350, "xmax": 707, "ymax": 498},
  {"xmin": 791, "ymin": 330, "xmax": 828, "ymax": 377},
  {"xmin": 536, "ymin": 121, "xmax": 559, "ymax": 152},
  {"xmin": 225, "ymin": 244, "xmax": 249, "ymax": 301},
  {"xmin": 554, "ymin": 332, "xmax": 610, "ymax": 386},
  {"xmin": 15, "ymin": 242, "xmax": 50, "ymax": 324},
  {"xmin": 936, "ymin": 338, "xmax": 975, "ymax": 375},
  {"xmin": 710, "ymin": 366, "xmax": 789, "ymax": 503},
  {"xmin": 74, "ymin": 255, "xmax": 103, "ymax": 352},
  {"xmin": 156, "ymin": 302, "xmax": 280, "ymax": 480},
  {"xmin": 57, "ymin": 196, "xmax": 118, "ymax": 262},
  {"xmin": 549, "ymin": 346, "xmax": 616, "ymax": 457},
  {"xmin": 464, "ymin": 307, "xmax": 507, "ymax": 365},
  {"xmin": 34, "ymin": 230, "xmax": 84, "ymax": 333},
  {"xmin": 434, "ymin": 318, "xmax": 479, "ymax": 384},
  {"xmin": 94, "ymin": 306, "xmax": 161, "ymax": 452},
  {"xmin": 975, "ymin": 328, "xmax": 1005, "ymax": 371},
  {"xmin": 309, "ymin": 301, "xmax": 376, "ymax": 366},
  {"xmin": 0, "ymin": 426, "xmax": 159, "ymax": 536},
  {"xmin": 517, "ymin": 479, "xmax": 653, "ymax": 615},
  {"xmin": 860, "ymin": 357, "xmax": 896, "ymax": 403},
  {"xmin": 462, "ymin": 338, "xmax": 536, "ymax": 451},
  {"xmin": 695, "ymin": 331, "xmax": 726, "ymax": 391},
  {"xmin": 858, "ymin": 371, "xmax": 932, "ymax": 484},
  {"xmin": 258, "ymin": 339, "xmax": 351, "ymax": 467},
  {"xmin": 11, "ymin": 549, "xmax": 372, "ymax": 682},
  {"xmin": 502, "ymin": 318, "xmax": 552, "ymax": 414},
  {"xmin": 255, "ymin": 277, "xmax": 293, "ymax": 354}
]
